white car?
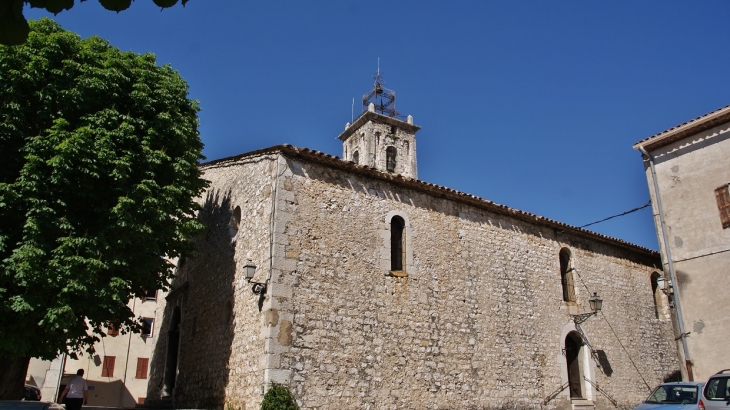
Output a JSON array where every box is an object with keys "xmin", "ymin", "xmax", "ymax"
[{"xmin": 700, "ymin": 369, "xmax": 730, "ymax": 410}]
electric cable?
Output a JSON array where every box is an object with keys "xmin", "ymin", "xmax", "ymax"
[{"xmin": 579, "ymin": 201, "xmax": 651, "ymax": 229}]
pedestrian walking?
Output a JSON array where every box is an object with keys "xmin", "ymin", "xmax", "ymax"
[{"xmin": 59, "ymin": 369, "xmax": 88, "ymax": 410}]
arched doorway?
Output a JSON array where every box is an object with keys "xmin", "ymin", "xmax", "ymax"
[
  {"xmin": 565, "ymin": 332, "xmax": 584, "ymax": 398},
  {"xmin": 162, "ymin": 307, "xmax": 181, "ymax": 397}
]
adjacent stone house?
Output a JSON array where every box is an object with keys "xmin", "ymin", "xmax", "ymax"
[
  {"xmin": 147, "ymin": 99, "xmax": 679, "ymax": 409},
  {"xmin": 633, "ymin": 105, "xmax": 730, "ymax": 382}
]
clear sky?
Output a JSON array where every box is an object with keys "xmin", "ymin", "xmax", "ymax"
[{"xmin": 25, "ymin": 1, "xmax": 730, "ymax": 251}]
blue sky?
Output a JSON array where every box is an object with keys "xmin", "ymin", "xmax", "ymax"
[{"xmin": 25, "ymin": 1, "xmax": 730, "ymax": 251}]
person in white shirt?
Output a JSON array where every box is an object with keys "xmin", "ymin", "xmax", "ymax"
[{"xmin": 59, "ymin": 369, "xmax": 88, "ymax": 410}]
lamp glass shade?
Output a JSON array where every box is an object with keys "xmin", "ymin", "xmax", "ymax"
[
  {"xmin": 243, "ymin": 260, "xmax": 256, "ymax": 280},
  {"xmin": 656, "ymin": 276, "xmax": 668, "ymax": 291},
  {"xmin": 589, "ymin": 292, "xmax": 603, "ymax": 312}
]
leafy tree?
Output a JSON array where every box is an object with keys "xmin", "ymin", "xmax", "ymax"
[
  {"xmin": 260, "ymin": 383, "xmax": 299, "ymax": 410},
  {"xmin": 0, "ymin": 18, "xmax": 207, "ymax": 399},
  {"xmin": 1, "ymin": 0, "xmax": 190, "ymax": 46}
]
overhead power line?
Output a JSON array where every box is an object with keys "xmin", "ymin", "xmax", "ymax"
[{"xmin": 579, "ymin": 200, "xmax": 651, "ymax": 229}]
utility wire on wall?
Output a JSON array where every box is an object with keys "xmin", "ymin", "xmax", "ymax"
[{"xmin": 579, "ymin": 200, "xmax": 651, "ymax": 229}]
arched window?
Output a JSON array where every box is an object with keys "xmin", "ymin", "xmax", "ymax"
[
  {"xmin": 229, "ymin": 206, "xmax": 241, "ymax": 238},
  {"xmin": 390, "ymin": 215, "xmax": 405, "ymax": 273},
  {"xmin": 650, "ymin": 272, "xmax": 664, "ymax": 319},
  {"xmin": 386, "ymin": 146, "xmax": 397, "ymax": 172},
  {"xmin": 560, "ymin": 248, "xmax": 576, "ymax": 302},
  {"xmin": 352, "ymin": 150, "xmax": 359, "ymax": 165}
]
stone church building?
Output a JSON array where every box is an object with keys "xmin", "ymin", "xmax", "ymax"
[{"xmin": 147, "ymin": 83, "xmax": 680, "ymax": 409}]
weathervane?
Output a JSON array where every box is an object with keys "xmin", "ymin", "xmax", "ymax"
[{"xmin": 362, "ymin": 58, "xmax": 399, "ymax": 117}]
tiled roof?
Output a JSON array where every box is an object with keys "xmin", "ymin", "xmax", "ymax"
[
  {"xmin": 202, "ymin": 145, "xmax": 660, "ymax": 259},
  {"xmin": 633, "ymin": 105, "xmax": 730, "ymax": 151}
]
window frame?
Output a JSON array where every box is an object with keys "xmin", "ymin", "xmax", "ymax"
[
  {"xmin": 714, "ymin": 184, "xmax": 730, "ymax": 229},
  {"xmin": 559, "ymin": 248, "xmax": 576, "ymax": 303},
  {"xmin": 101, "ymin": 356, "xmax": 116, "ymax": 377},
  {"xmin": 141, "ymin": 318, "xmax": 154, "ymax": 337},
  {"xmin": 135, "ymin": 357, "xmax": 149, "ymax": 379}
]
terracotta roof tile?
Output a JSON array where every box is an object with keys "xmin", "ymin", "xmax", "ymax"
[{"xmin": 202, "ymin": 145, "xmax": 659, "ymax": 258}]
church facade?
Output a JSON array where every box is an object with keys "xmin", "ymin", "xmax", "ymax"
[{"xmin": 147, "ymin": 96, "xmax": 680, "ymax": 409}]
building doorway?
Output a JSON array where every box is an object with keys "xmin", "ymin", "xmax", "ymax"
[
  {"xmin": 162, "ymin": 307, "xmax": 181, "ymax": 397},
  {"xmin": 565, "ymin": 332, "xmax": 584, "ymax": 398}
]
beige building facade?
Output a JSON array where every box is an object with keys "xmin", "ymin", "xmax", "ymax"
[
  {"xmin": 26, "ymin": 293, "xmax": 163, "ymax": 407},
  {"xmin": 633, "ymin": 105, "xmax": 730, "ymax": 382},
  {"xmin": 146, "ymin": 109, "xmax": 681, "ymax": 410}
]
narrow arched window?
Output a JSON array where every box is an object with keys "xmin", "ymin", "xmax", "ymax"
[
  {"xmin": 391, "ymin": 216, "xmax": 405, "ymax": 272},
  {"xmin": 229, "ymin": 206, "xmax": 241, "ymax": 238},
  {"xmin": 650, "ymin": 272, "xmax": 663, "ymax": 319},
  {"xmin": 352, "ymin": 150, "xmax": 359, "ymax": 164},
  {"xmin": 386, "ymin": 146, "xmax": 397, "ymax": 172},
  {"xmin": 559, "ymin": 248, "xmax": 576, "ymax": 302}
]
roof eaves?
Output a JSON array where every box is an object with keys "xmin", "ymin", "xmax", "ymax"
[{"xmin": 633, "ymin": 105, "xmax": 730, "ymax": 152}]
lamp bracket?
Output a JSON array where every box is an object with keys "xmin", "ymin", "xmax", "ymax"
[
  {"xmin": 250, "ymin": 281, "xmax": 267, "ymax": 295},
  {"xmin": 572, "ymin": 311, "xmax": 597, "ymax": 325}
]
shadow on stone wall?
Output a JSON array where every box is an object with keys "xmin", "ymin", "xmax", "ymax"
[
  {"xmin": 148, "ymin": 190, "xmax": 237, "ymax": 409},
  {"xmin": 595, "ymin": 350, "xmax": 614, "ymax": 377}
]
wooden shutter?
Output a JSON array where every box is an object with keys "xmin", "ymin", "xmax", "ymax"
[
  {"xmin": 715, "ymin": 184, "xmax": 730, "ymax": 229},
  {"xmin": 137, "ymin": 398, "xmax": 146, "ymax": 405},
  {"xmin": 136, "ymin": 358, "xmax": 149, "ymax": 379},
  {"xmin": 101, "ymin": 356, "xmax": 116, "ymax": 377},
  {"xmin": 107, "ymin": 325, "xmax": 119, "ymax": 336}
]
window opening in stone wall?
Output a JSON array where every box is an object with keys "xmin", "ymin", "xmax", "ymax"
[
  {"xmin": 386, "ymin": 147, "xmax": 397, "ymax": 172},
  {"xmin": 375, "ymin": 132, "xmax": 381, "ymax": 163},
  {"xmin": 650, "ymin": 272, "xmax": 663, "ymax": 319},
  {"xmin": 404, "ymin": 140, "xmax": 409, "ymax": 157},
  {"xmin": 102, "ymin": 356, "xmax": 116, "ymax": 377},
  {"xmin": 352, "ymin": 150, "xmax": 359, "ymax": 165},
  {"xmin": 560, "ymin": 248, "xmax": 576, "ymax": 302},
  {"xmin": 390, "ymin": 216, "xmax": 406, "ymax": 274},
  {"xmin": 136, "ymin": 357, "xmax": 149, "ymax": 379},
  {"xmin": 714, "ymin": 183, "xmax": 730, "ymax": 229},
  {"xmin": 141, "ymin": 318, "xmax": 154, "ymax": 337},
  {"xmin": 229, "ymin": 206, "xmax": 241, "ymax": 238}
]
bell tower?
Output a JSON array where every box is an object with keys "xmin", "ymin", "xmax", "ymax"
[{"xmin": 337, "ymin": 70, "xmax": 420, "ymax": 179}]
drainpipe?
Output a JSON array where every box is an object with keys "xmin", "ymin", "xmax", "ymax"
[{"xmin": 638, "ymin": 145, "xmax": 693, "ymax": 380}]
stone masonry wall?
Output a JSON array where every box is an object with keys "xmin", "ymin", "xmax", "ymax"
[
  {"xmin": 258, "ymin": 154, "xmax": 679, "ymax": 410},
  {"xmin": 148, "ymin": 152, "xmax": 279, "ymax": 409}
]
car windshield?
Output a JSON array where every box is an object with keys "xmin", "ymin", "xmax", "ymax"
[{"xmin": 645, "ymin": 385, "xmax": 698, "ymax": 404}]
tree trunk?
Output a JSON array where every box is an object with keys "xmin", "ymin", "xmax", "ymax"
[{"xmin": 0, "ymin": 354, "xmax": 30, "ymax": 400}]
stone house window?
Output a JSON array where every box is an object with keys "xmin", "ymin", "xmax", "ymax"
[
  {"xmin": 102, "ymin": 356, "xmax": 116, "ymax": 377},
  {"xmin": 352, "ymin": 150, "xmax": 359, "ymax": 165},
  {"xmin": 107, "ymin": 324, "xmax": 119, "ymax": 336},
  {"xmin": 386, "ymin": 147, "xmax": 397, "ymax": 172},
  {"xmin": 650, "ymin": 271, "xmax": 665, "ymax": 319},
  {"xmin": 142, "ymin": 289, "xmax": 156, "ymax": 301},
  {"xmin": 715, "ymin": 183, "xmax": 730, "ymax": 229},
  {"xmin": 383, "ymin": 211, "xmax": 412, "ymax": 277},
  {"xmin": 136, "ymin": 357, "xmax": 149, "ymax": 379},
  {"xmin": 390, "ymin": 215, "xmax": 406, "ymax": 275},
  {"xmin": 560, "ymin": 248, "xmax": 576, "ymax": 302},
  {"xmin": 229, "ymin": 206, "xmax": 241, "ymax": 238},
  {"xmin": 141, "ymin": 318, "xmax": 154, "ymax": 337}
]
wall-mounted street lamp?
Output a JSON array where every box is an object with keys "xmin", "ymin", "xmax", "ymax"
[
  {"xmin": 572, "ymin": 292, "xmax": 603, "ymax": 325},
  {"xmin": 656, "ymin": 275, "xmax": 673, "ymax": 295},
  {"xmin": 243, "ymin": 259, "xmax": 267, "ymax": 295}
]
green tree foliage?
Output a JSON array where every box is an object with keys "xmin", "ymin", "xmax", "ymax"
[
  {"xmin": 260, "ymin": 383, "xmax": 299, "ymax": 410},
  {"xmin": 0, "ymin": 17, "xmax": 207, "ymax": 377},
  {"xmin": 0, "ymin": 0, "xmax": 190, "ymax": 46}
]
